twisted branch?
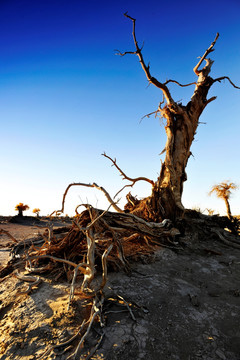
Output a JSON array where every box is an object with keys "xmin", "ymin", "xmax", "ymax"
[
  {"xmin": 193, "ymin": 32, "xmax": 219, "ymax": 75},
  {"xmin": 54, "ymin": 182, "xmax": 124, "ymax": 215},
  {"xmin": 103, "ymin": 152, "xmax": 154, "ymax": 186},
  {"xmin": 163, "ymin": 79, "xmax": 196, "ymax": 87},
  {"xmin": 214, "ymin": 76, "xmax": 240, "ymax": 89}
]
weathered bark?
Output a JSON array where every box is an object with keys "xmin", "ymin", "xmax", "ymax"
[{"xmin": 147, "ymin": 72, "xmax": 215, "ymax": 221}]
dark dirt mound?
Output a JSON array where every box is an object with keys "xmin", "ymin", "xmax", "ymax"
[{"xmin": 8, "ymin": 216, "xmax": 41, "ymax": 226}]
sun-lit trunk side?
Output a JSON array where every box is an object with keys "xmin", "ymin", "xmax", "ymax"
[{"xmin": 224, "ymin": 197, "xmax": 232, "ymax": 220}]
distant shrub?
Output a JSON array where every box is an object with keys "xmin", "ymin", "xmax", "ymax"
[
  {"xmin": 15, "ymin": 203, "xmax": 30, "ymax": 217},
  {"xmin": 33, "ymin": 208, "xmax": 41, "ymax": 217}
]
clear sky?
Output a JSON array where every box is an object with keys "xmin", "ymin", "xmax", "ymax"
[{"xmin": 0, "ymin": 0, "xmax": 240, "ymax": 217}]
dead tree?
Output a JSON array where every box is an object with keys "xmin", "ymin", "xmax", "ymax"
[
  {"xmin": 115, "ymin": 13, "xmax": 239, "ymax": 222},
  {"xmin": 209, "ymin": 181, "xmax": 238, "ymax": 220}
]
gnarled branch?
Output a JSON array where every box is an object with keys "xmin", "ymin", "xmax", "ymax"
[
  {"xmin": 163, "ymin": 79, "xmax": 196, "ymax": 87},
  {"xmin": 214, "ymin": 76, "xmax": 240, "ymax": 89},
  {"xmin": 54, "ymin": 182, "xmax": 124, "ymax": 215},
  {"xmin": 193, "ymin": 32, "xmax": 219, "ymax": 76},
  {"xmin": 117, "ymin": 13, "xmax": 174, "ymax": 105},
  {"xmin": 102, "ymin": 152, "xmax": 154, "ymax": 186}
]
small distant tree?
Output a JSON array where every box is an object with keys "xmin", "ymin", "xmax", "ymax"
[
  {"xmin": 33, "ymin": 208, "xmax": 40, "ymax": 217},
  {"xmin": 15, "ymin": 203, "xmax": 30, "ymax": 217},
  {"xmin": 209, "ymin": 181, "xmax": 238, "ymax": 219}
]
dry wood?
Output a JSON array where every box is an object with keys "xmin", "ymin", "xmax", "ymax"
[
  {"xmin": 54, "ymin": 182, "xmax": 124, "ymax": 216},
  {"xmin": 103, "ymin": 152, "xmax": 154, "ymax": 186},
  {"xmin": 100, "ymin": 243, "xmax": 113, "ymax": 290},
  {"xmin": 38, "ymin": 320, "xmax": 87, "ymax": 360},
  {"xmin": 14, "ymin": 270, "xmax": 42, "ymax": 295},
  {"xmin": 81, "ymin": 228, "xmax": 96, "ymax": 291},
  {"xmin": 68, "ymin": 294, "xmax": 104, "ymax": 360}
]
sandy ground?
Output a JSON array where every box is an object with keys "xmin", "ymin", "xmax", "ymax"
[
  {"xmin": 0, "ymin": 217, "xmax": 240, "ymax": 359},
  {"xmin": 0, "ymin": 217, "xmax": 70, "ymax": 266}
]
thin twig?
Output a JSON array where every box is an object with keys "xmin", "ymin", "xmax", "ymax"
[
  {"xmin": 85, "ymin": 333, "xmax": 105, "ymax": 360},
  {"xmin": 68, "ymin": 296, "xmax": 104, "ymax": 359},
  {"xmin": 116, "ymin": 294, "xmax": 136, "ymax": 321}
]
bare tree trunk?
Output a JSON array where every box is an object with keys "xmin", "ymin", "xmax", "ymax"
[
  {"xmin": 126, "ymin": 73, "xmax": 215, "ymax": 221},
  {"xmin": 224, "ymin": 198, "xmax": 232, "ymax": 220},
  {"xmin": 18, "ymin": 209, "xmax": 23, "ymax": 217},
  {"xmin": 148, "ymin": 77, "xmax": 215, "ymax": 220}
]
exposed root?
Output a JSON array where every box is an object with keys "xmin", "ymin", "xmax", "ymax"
[
  {"xmin": 37, "ymin": 320, "xmax": 87, "ymax": 360},
  {"xmin": 67, "ymin": 293, "xmax": 104, "ymax": 360},
  {"xmin": 212, "ymin": 229, "xmax": 240, "ymax": 249},
  {"xmin": 14, "ymin": 270, "xmax": 42, "ymax": 295},
  {"xmin": 24, "ymin": 207, "xmax": 177, "ymax": 296}
]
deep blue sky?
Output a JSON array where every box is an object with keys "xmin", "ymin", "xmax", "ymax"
[{"xmin": 1, "ymin": 0, "xmax": 240, "ymax": 216}]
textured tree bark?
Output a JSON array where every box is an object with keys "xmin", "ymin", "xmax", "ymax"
[{"xmin": 146, "ymin": 75, "xmax": 215, "ymax": 221}]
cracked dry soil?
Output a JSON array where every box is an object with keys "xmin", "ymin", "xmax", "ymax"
[{"xmin": 0, "ymin": 222, "xmax": 240, "ymax": 360}]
